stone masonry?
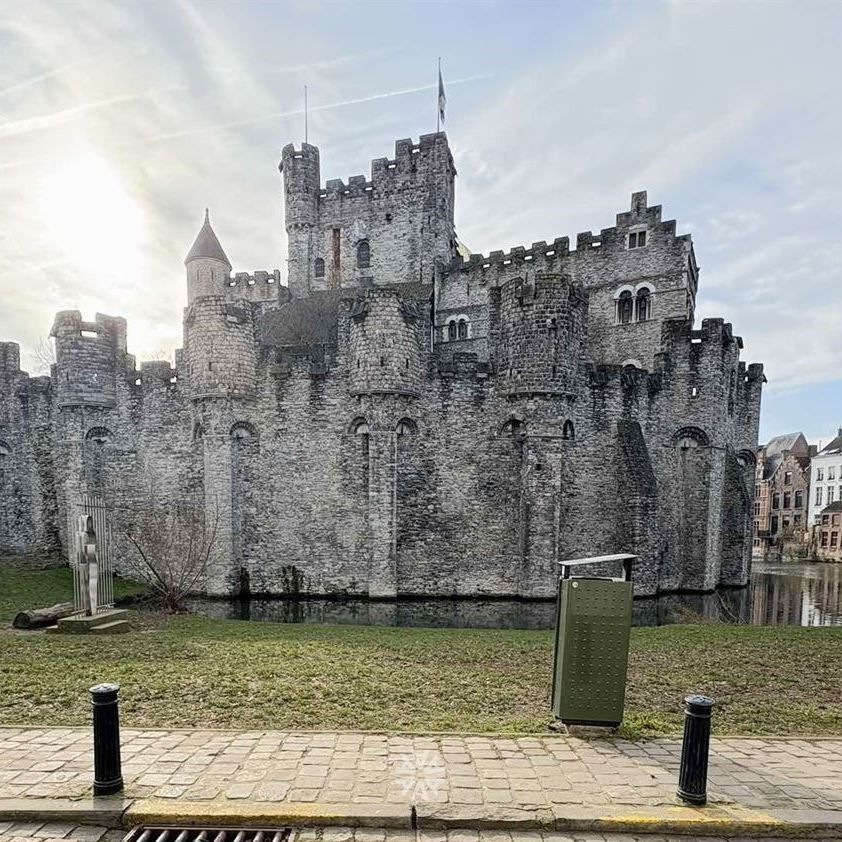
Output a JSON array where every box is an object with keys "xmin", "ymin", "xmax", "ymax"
[{"xmin": 0, "ymin": 131, "xmax": 764, "ymax": 597}]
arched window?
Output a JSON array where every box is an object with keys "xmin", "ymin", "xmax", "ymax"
[
  {"xmin": 635, "ymin": 288, "xmax": 650, "ymax": 322},
  {"xmin": 356, "ymin": 240, "xmax": 370, "ymax": 269},
  {"xmin": 500, "ymin": 418, "xmax": 524, "ymax": 438},
  {"xmin": 447, "ymin": 321, "xmax": 457, "ymax": 341},
  {"xmin": 350, "ymin": 418, "xmax": 369, "ymax": 435},
  {"xmin": 457, "ymin": 319, "xmax": 468, "ymax": 340},
  {"xmin": 562, "ymin": 420, "xmax": 575, "ymax": 441},
  {"xmin": 395, "ymin": 418, "xmax": 417, "ymax": 436},
  {"xmin": 673, "ymin": 426, "xmax": 709, "ymax": 450},
  {"xmin": 314, "ymin": 257, "xmax": 325, "ymax": 278},
  {"xmin": 192, "ymin": 422, "xmax": 205, "ymax": 442},
  {"xmin": 85, "ymin": 427, "xmax": 111, "ymax": 444},
  {"xmin": 230, "ymin": 421, "xmax": 257, "ymax": 441},
  {"xmin": 618, "ymin": 291, "xmax": 633, "ymax": 324}
]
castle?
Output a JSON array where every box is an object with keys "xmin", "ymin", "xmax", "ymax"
[{"xmin": 0, "ymin": 132, "xmax": 764, "ymax": 598}]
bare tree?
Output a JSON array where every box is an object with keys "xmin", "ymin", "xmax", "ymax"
[
  {"xmin": 30, "ymin": 336, "xmax": 56, "ymax": 376},
  {"xmin": 123, "ymin": 487, "xmax": 219, "ymax": 612}
]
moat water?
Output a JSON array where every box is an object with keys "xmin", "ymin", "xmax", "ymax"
[{"xmin": 185, "ymin": 561, "xmax": 842, "ymax": 630}]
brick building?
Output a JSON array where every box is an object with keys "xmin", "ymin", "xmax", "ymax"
[
  {"xmin": 753, "ymin": 432, "xmax": 811, "ymax": 560},
  {"xmin": 0, "ymin": 131, "xmax": 764, "ymax": 598}
]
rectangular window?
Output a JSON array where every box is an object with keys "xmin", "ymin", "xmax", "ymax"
[
  {"xmin": 821, "ymin": 531, "xmax": 829, "ymax": 547},
  {"xmin": 772, "ymin": 493, "xmax": 780, "ymax": 509},
  {"xmin": 795, "ymin": 490, "xmax": 803, "ymax": 509},
  {"xmin": 628, "ymin": 230, "xmax": 647, "ymax": 249},
  {"xmin": 816, "ymin": 486, "xmax": 823, "ymax": 506},
  {"xmin": 771, "ymin": 516, "xmax": 778, "ymax": 534},
  {"xmin": 829, "ymin": 487, "xmax": 836, "ymax": 504},
  {"xmin": 754, "ymin": 502, "xmax": 760, "ymax": 516},
  {"xmin": 817, "ymin": 468, "xmax": 824, "ymax": 480},
  {"xmin": 783, "ymin": 492, "xmax": 791, "ymax": 509},
  {"xmin": 794, "ymin": 514, "xmax": 801, "ymax": 524},
  {"xmin": 830, "ymin": 466, "xmax": 837, "ymax": 481},
  {"xmin": 834, "ymin": 514, "xmax": 841, "ymax": 526},
  {"xmin": 832, "ymin": 532, "xmax": 839, "ymax": 548},
  {"xmin": 784, "ymin": 471, "xmax": 792, "ymax": 485},
  {"xmin": 755, "ymin": 484, "xmax": 761, "ymax": 497},
  {"xmin": 823, "ymin": 515, "xmax": 830, "ymax": 525},
  {"xmin": 782, "ymin": 517, "xmax": 790, "ymax": 529}
]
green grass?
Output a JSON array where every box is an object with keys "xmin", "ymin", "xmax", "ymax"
[
  {"xmin": 1, "ymin": 566, "xmax": 840, "ymax": 737},
  {"xmin": 0, "ymin": 562, "xmax": 146, "ymax": 623}
]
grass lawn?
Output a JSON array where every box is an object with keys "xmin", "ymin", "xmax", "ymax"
[{"xmin": 1, "ymin": 565, "xmax": 840, "ymax": 738}]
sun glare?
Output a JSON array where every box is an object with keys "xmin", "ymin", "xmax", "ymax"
[{"xmin": 38, "ymin": 151, "xmax": 145, "ymax": 291}]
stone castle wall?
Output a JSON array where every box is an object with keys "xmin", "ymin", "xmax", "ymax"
[{"xmin": 0, "ymin": 132, "xmax": 764, "ymax": 599}]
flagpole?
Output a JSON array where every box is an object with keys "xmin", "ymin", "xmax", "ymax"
[{"xmin": 436, "ymin": 57, "xmax": 441, "ymax": 133}]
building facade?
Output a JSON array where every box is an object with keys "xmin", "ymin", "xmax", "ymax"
[
  {"xmin": 753, "ymin": 433, "xmax": 811, "ymax": 560},
  {"xmin": 0, "ymin": 132, "xmax": 764, "ymax": 597},
  {"xmin": 807, "ymin": 429, "xmax": 842, "ymax": 526},
  {"xmin": 812, "ymin": 501, "xmax": 842, "ymax": 562}
]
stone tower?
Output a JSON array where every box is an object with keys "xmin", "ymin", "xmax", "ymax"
[
  {"xmin": 183, "ymin": 211, "xmax": 256, "ymax": 399},
  {"xmin": 281, "ymin": 133, "xmax": 457, "ymax": 298}
]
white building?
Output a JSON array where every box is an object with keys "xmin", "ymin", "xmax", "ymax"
[{"xmin": 808, "ymin": 428, "xmax": 842, "ymax": 525}]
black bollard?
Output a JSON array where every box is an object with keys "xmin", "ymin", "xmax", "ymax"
[
  {"xmin": 677, "ymin": 694, "xmax": 714, "ymax": 805},
  {"xmin": 90, "ymin": 683, "xmax": 123, "ymax": 796}
]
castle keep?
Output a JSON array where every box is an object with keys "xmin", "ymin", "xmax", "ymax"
[{"xmin": 0, "ymin": 132, "xmax": 764, "ymax": 598}]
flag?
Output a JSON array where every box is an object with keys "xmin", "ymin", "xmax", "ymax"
[{"xmin": 438, "ymin": 66, "xmax": 446, "ymax": 126}]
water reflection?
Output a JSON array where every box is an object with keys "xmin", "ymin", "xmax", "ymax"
[{"xmin": 185, "ymin": 562, "xmax": 842, "ymax": 630}]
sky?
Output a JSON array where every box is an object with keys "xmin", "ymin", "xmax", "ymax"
[{"xmin": 0, "ymin": 0, "xmax": 840, "ymax": 443}]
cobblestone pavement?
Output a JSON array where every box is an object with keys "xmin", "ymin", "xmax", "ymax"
[
  {"xmin": 1, "ymin": 729, "xmax": 841, "ymax": 813},
  {"xmin": 0, "ymin": 825, "xmax": 838, "ymax": 842}
]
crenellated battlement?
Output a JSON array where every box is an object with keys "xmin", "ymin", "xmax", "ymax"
[
  {"xmin": 445, "ymin": 191, "xmax": 690, "ymax": 291},
  {"xmin": 0, "ymin": 342, "xmax": 21, "ymax": 373}
]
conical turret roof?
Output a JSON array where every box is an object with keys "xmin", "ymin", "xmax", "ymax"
[{"xmin": 185, "ymin": 209, "xmax": 231, "ymax": 267}]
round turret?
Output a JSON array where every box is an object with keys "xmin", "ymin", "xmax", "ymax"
[
  {"xmin": 347, "ymin": 289, "xmax": 423, "ymax": 397},
  {"xmin": 494, "ymin": 273, "xmax": 587, "ymax": 397},
  {"xmin": 185, "ymin": 209, "xmax": 232, "ymax": 302}
]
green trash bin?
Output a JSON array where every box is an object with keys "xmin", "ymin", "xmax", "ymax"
[{"xmin": 550, "ymin": 553, "xmax": 635, "ymax": 727}]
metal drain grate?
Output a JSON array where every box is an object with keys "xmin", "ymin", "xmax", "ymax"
[{"xmin": 123, "ymin": 829, "xmax": 292, "ymax": 842}]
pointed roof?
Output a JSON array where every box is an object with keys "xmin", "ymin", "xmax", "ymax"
[
  {"xmin": 185, "ymin": 209, "xmax": 231, "ymax": 267},
  {"xmin": 819, "ymin": 431, "xmax": 842, "ymax": 456}
]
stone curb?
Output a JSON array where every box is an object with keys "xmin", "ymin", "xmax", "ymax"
[
  {"xmin": 0, "ymin": 798, "xmax": 130, "ymax": 828},
  {"xmin": 123, "ymin": 801, "xmax": 412, "ymax": 830},
  {"xmin": 3, "ymin": 798, "xmax": 842, "ymax": 838}
]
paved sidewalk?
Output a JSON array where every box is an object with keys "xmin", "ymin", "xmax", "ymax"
[{"xmin": 1, "ymin": 729, "xmax": 841, "ymax": 833}]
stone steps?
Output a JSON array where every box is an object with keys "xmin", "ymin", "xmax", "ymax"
[{"xmin": 89, "ymin": 619, "xmax": 130, "ymax": 634}]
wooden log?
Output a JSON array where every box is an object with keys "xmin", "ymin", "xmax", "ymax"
[{"xmin": 12, "ymin": 602, "xmax": 75, "ymax": 630}]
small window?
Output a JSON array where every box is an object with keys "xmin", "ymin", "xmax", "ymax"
[
  {"xmin": 817, "ymin": 468, "xmax": 824, "ymax": 480},
  {"xmin": 829, "ymin": 487, "xmax": 836, "ymax": 504},
  {"xmin": 784, "ymin": 471, "xmax": 792, "ymax": 485},
  {"xmin": 395, "ymin": 418, "xmax": 417, "ymax": 436},
  {"xmin": 314, "ymin": 257, "xmax": 325, "ymax": 278},
  {"xmin": 795, "ymin": 490, "xmax": 803, "ymax": 508},
  {"xmin": 794, "ymin": 514, "xmax": 801, "ymax": 524},
  {"xmin": 562, "ymin": 420, "xmax": 575, "ymax": 441},
  {"xmin": 830, "ymin": 466, "xmax": 837, "ymax": 481},
  {"xmin": 821, "ymin": 531, "xmax": 829, "ymax": 547},
  {"xmin": 628, "ymin": 230, "xmax": 647, "ymax": 249},
  {"xmin": 635, "ymin": 288, "xmax": 650, "ymax": 322},
  {"xmin": 834, "ymin": 514, "xmax": 841, "ymax": 526},
  {"xmin": 351, "ymin": 419, "xmax": 369, "ymax": 435},
  {"xmin": 816, "ymin": 486, "xmax": 823, "ymax": 506},
  {"xmin": 356, "ymin": 240, "xmax": 370, "ymax": 269},
  {"xmin": 822, "ymin": 515, "xmax": 830, "ymax": 526},
  {"xmin": 782, "ymin": 517, "xmax": 790, "ymax": 529},
  {"xmin": 617, "ymin": 291, "xmax": 633, "ymax": 325},
  {"xmin": 457, "ymin": 319, "xmax": 468, "ymax": 340},
  {"xmin": 832, "ymin": 532, "xmax": 839, "ymax": 548},
  {"xmin": 783, "ymin": 492, "xmax": 791, "ymax": 509},
  {"xmin": 771, "ymin": 516, "xmax": 778, "ymax": 534},
  {"xmin": 447, "ymin": 321, "xmax": 457, "ymax": 341},
  {"xmin": 772, "ymin": 493, "xmax": 780, "ymax": 510}
]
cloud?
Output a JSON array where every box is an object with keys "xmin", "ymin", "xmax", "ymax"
[{"xmin": 1, "ymin": 0, "xmax": 841, "ymax": 432}]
